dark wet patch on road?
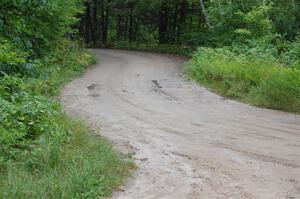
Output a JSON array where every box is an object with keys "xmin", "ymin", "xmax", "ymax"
[
  {"xmin": 87, "ymin": 84, "xmax": 100, "ymax": 90},
  {"xmin": 152, "ymin": 80, "xmax": 162, "ymax": 88}
]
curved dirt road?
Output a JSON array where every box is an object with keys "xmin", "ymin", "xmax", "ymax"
[{"xmin": 60, "ymin": 49, "xmax": 300, "ymax": 199}]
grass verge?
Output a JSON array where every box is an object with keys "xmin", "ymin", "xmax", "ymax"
[
  {"xmin": 0, "ymin": 117, "xmax": 134, "ymax": 199},
  {"xmin": 186, "ymin": 47, "xmax": 300, "ymax": 113},
  {"xmin": 0, "ymin": 40, "xmax": 134, "ymax": 198}
]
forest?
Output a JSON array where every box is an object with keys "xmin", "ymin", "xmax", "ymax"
[
  {"xmin": 0, "ymin": 0, "xmax": 300, "ymax": 198},
  {"xmin": 82, "ymin": 0, "xmax": 299, "ymax": 45}
]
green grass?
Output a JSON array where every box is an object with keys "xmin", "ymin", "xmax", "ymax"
[
  {"xmin": 0, "ymin": 40, "xmax": 134, "ymax": 198},
  {"xmin": 0, "ymin": 117, "xmax": 134, "ymax": 199},
  {"xmin": 186, "ymin": 47, "xmax": 300, "ymax": 113}
]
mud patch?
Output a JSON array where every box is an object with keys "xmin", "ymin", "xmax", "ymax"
[
  {"xmin": 87, "ymin": 83, "xmax": 100, "ymax": 90},
  {"xmin": 152, "ymin": 80, "xmax": 162, "ymax": 88},
  {"xmin": 87, "ymin": 84, "xmax": 101, "ymax": 97},
  {"xmin": 90, "ymin": 94, "xmax": 100, "ymax": 97}
]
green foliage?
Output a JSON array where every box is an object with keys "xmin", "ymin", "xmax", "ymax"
[
  {"xmin": 0, "ymin": 39, "xmax": 26, "ymax": 64},
  {"xmin": 0, "ymin": 117, "xmax": 134, "ymax": 199},
  {"xmin": 0, "ymin": 0, "xmax": 84, "ymax": 58},
  {"xmin": 0, "ymin": 39, "xmax": 29, "ymax": 75},
  {"xmin": 269, "ymin": 0, "xmax": 300, "ymax": 40},
  {"xmin": 0, "ymin": 41, "xmax": 95, "ymax": 162},
  {"xmin": 252, "ymin": 69, "xmax": 300, "ymax": 112},
  {"xmin": 0, "ymin": 45, "xmax": 132, "ymax": 198},
  {"xmin": 0, "ymin": 78, "xmax": 60, "ymax": 161},
  {"xmin": 234, "ymin": 4, "xmax": 274, "ymax": 38},
  {"xmin": 27, "ymin": 39, "xmax": 96, "ymax": 96},
  {"xmin": 186, "ymin": 47, "xmax": 300, "ymax": 113},
  {"xmin": 0, "ymin": 0, "xmax": 132, "ymax": 197},
  {"xmin": 282, "ymin": 36, "xmax": 300, "ymax": 68}
]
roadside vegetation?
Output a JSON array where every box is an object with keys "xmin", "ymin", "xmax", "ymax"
[
  {"xmin": 0, "ymin": 1, "xmax": 133, "ymax": 198},
  {"xmin": 186, "ymin": 46, "xmax": 300, "ymax": 113},
  {"xmin": 185, "ymin": 3, "xmax": 300, "ymax": 113},
  {"xmin": 82, "ymin": 0, "xmax": 300, "ymax": 113}
]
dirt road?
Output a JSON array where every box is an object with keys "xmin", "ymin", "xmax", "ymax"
[{"xmin": 60, "ymin": 49, "xmax": 300, "ymax": 199}]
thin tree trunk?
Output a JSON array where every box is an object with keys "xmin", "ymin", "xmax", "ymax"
[
  {"xmin": 101, "ymin": 4, "xmax": 109, "ymax": 44},
  {"xmin": 189, "ymin": 15, "xmax": 193, "ymax": 32},
  {"xmin": 93, "ymin": 0, "xmax": 98, "ymax": 44},
  {"xmin": 179, "ymin": 0, "xmax": 187, "ymax": 35},
  {"xmin": 129, "ymin": 8, "xmax": 133, "ymax": 43},
  {"xmin": 85, "ymin": 2, "xmax": 93, "ymax": 44},
  {"xmin": 159, "ymin": 1, "xmax": 168, "ymax": 44},
  {"xmin": 116, "ymin": 14, "xmax": 122, "ymax": 40},
  {"xmin": 199, "ymin": 0, "xmax": 211, "ymax": 27},
  {"xmin": 172, "ymin": 2, "xmax": 179, "ymax": 42}
]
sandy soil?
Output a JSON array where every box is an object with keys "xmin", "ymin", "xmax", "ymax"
[{"xmin": 60, "ymin": 49, "xmax": 300, "ymax": 199}]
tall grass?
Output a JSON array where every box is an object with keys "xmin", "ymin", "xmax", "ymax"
[
  {"xmin": 0, "ymin": 117, "xmax": 134, "ymax": 199},
  {"xmin": 186, "ymin": 47, "xmax": 300, "ymax": 113},
  {"xmin": 0, "ymin": 41, "xmax": 134, "ymax": 198}
]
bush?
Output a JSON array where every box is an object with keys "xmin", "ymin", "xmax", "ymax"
[
  {"xmin": 1, "ymin": 0, "xmax": 132, "ymax": 197},
  {"xmin": 282, "ymin": 36, "xmax": 300, "ymax": 68},
  {"xmin": 0, "ymin": 117, "xmax": 134, "ymax": 199},
  {"xmin": 252, "ymin": 69, "xmax": 300, "ymax": 112},
  {"xmin": 0, "ymin": 76, "xmax": 61, "ymax": 160},
  {"xmin": 186, "ymin": 47, "xmax": 300, "ymax": 113},
  {"xmin": 0, "ymin": 45, "xmax": 132, "ymax": 198},
  {"xmin": 0, "ymin": 0, "xmax": 84, "ymax": 58}
]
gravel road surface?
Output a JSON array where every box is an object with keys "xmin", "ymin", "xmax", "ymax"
[{"xmin": 60, "ymin": 49, "xmax": 300, "ymax": 199}]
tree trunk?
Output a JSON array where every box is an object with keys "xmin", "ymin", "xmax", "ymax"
[
  {"xmin": 116, "ymin": 14, "xmax": 122, "ymax": 40},
  {"xmin": 129, "ymin": 8, "xmax": 134, "ymax": 43},
  {"xmin": 178, "ymin": 0, "xmax": 187, "ymax": 35},
  {"xmin": 85, "ymin": 1, "xmax": 93, "ymax": 44},
  {"xmin": 199, "ymin": 0, "xmax": 211, "ymax": 28},
  {"xmin": 101, "ymin": 5, "xmax": 109, "ymax": 44},
  {"xmin": 159, "ymin": 1, "xmax": 168, "ymax": 44},
  {"xmin": 93, "ymin": 0, "xmax": 98, "ymax": 44}
]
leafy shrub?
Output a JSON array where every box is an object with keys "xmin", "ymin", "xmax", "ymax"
[
  {"xmin": 0, "ymin": 40, "xmax": 96, "ymax": 163},
  {"xmin": 0, "ymin": 119, "xmax": 134, "ymax": 199},
  {"xmin": 0, "ymin": 0, "xmax": 84, "ymax": 58},
  {"xmin": 282, "ymin": 36, "xmax": 300, "ymax": 68},
  {"xmin": 24, "ymin": 40, "xmax": 96, "ymax": 97},
  {"xmin": 252, "ymin": 69, "xmax": 300, "ymax": 112},
  {"xmin": 0, "ymin": 76, "xmax": 61, "ymax": 160},
  {"xmin": 186, "ymin": 47, "xmax": 300, "ymax": 113},
  {"xmin": 0, "ymin": 39, "xmax": 30, "ymax": 75},
  {"xmin": 0, "ymin": 0, "xmax": 132, "ymax": 197},
  {"xmin": 0, "ymin": 44, "xmax": 132, "ymax": 198}
]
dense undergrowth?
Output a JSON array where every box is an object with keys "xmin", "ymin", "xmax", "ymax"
[
  {"xmin": 184, "ymin": 4, "xmax": 300, "ymax": 114},
  {"xmin": 186, "ymin": 46, "xmax": 300, "ymax": 113},
  {"xmin": 0, "ymin": 1, "xmax": 133, "ymax": 198},
  {"xmin": 0, "ymin": 40, "xmax": 133, "ymax": 198}
]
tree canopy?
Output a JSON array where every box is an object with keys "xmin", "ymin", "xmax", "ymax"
[{"xmin": 81, "ymin": 0, "xmax": 299, "ymax": 46}]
